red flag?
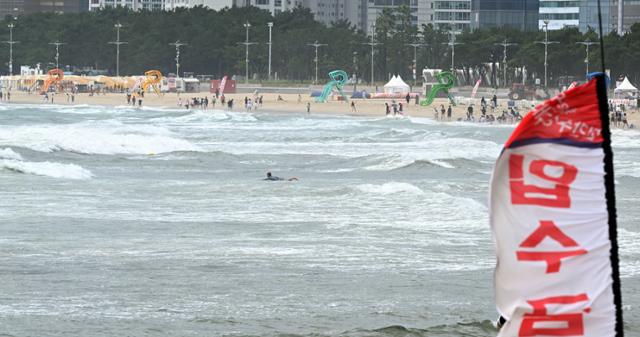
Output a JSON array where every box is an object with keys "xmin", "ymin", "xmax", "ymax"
[{"xmin": 489, "ymin": 75, "xmax": 623, "ymax": 337}]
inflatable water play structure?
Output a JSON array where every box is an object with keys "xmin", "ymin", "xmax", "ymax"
[
  {"xmin": 40, "ymin": 69, "xmax": 64, "ymax": 94},
  {"xmin": 420, "ymin": 71, "xmax": 456, "ymax": 106},
  {"xmin": 316, "ymin": 70, "xmax": 349, "ymax": 103},
  {"xmin": 133, "ymin": 70, "xmax": 163, "ymax": 95}
]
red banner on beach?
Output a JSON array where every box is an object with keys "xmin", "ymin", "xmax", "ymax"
[{"xmin": 489, "ymin": 75, "xmax": 623, "ymax": 337}]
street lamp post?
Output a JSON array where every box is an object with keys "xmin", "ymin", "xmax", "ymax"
[
  {"xmin": 108, "ymin": 23, "xmax": 127, "ymax": 77},
  {"xmin": 405, "ymin": 42, "xmax": 425, "ymax": 88},
  {"xmin": 535, "ymin": 20, "xmax": 558, "ymax": 88},
  {"xmin": 353, "ymin": 51, "xmax": 358, "ymax": 92},
  {"xmin": 238, "ymin": 22, "xmax": 256, "ymax": 84},
  {"xmin": 48, "ymin": 42, "xmax": 66, "ymax": 69},
  {"xmin": 576, "ymin": 41, "xmax": 599, "ymax": 75},
  {"xmin": 443, "ymin": 32, "xmax": 463, "ymax": 73},
  {"xmin": 5, "ymin": 22, "xmax": 19, "ymax": 75},
  {"xmin": 307, "ymin": 40, "xmax": 327, "ymax": 84},
  {"xmin": 494, "ymin": 38, "xmax": 518, "ymax": 88},
  {"xmin": 362, "ymin": 24, "xmax": 380, "ymax": 86},
  {"xmin": 169, "ymin": 40, "xmax": 187, "ymax": 78},
  {"xmin": 267, "ymin": 22, "xmax": 273, "ymax": 81}
]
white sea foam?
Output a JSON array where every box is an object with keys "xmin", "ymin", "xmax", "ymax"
[
  {"xmin": 0, "ymin": 148, "xmax": 23, "ymax": 161},
  {"xmin": 0, "ymin": 121, "xmax": 199, "ymax": 155},
  {"xmin": 0, "ymin": 159, "xmax": 93, "ymax": 179},
  {"xmin": 355, "ymin": 182, "xmax": 425, "ymax": 195}
]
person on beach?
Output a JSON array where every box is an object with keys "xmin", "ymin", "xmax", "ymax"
[
  {"xmin": 351, "ymin": 101, "xmax": 357, "ymax": 113},
  {"xmin": 306, "ymin": 102, "xmax": 311, "ymax": 114},
  {"xmin": 221, "ymin": 95, "xmax": 226, "ymax": 105},
  {"xmin": 228, "ymin": 99, "xmax": 234, "ymax": 110},
  {"xmin": 392, "ymin": 100, "xmax": 398, "ymax": 115},
  {"xmin": 415, "ymin": 94, "xmax": 419, "ymax": 105},
  {"xmin": 398, "ymin": 102, "xmax": 403, "ymax": 115},
  {"xmin": 298, "ymin": 94, "xmax": 302, "ymax": 103},
  {"xmin": 277, "ymin": 95, "xmax": 285, "ymax": 102},
  {"xmin": 215, "ymin": 88, "xmax": 219, "ymax": 98},
  {"xmin": 385, "ymin": 103, "xmax": 390, "ymax": 116},
  {"xmin": 440, "ymin": 104, "xmax": 445, "ymax": 120},
  {"xmin": 264, "ymin": 172, "xmax": 298, "ymax": 181},
  {"xmin": 405, "ymin": 93, "xmax": 411, "ymax": 104},
  {"xmin": 467, "ymin": 105, "xmax": 474, "ymax": 121},
  {"xmin": 211, "ymin": 96, "xmax": 216, "ymax": 107},
  {"xmin": 447, "ymin": 105, "xmax": 452, "ymax": 121},
  {"xmin": 492, "ymin": 94, "xmax": 498, "ymax": 108},
  {"xmin": 481, "ymin": 96, "xmax": 486, "ymax": 108}
]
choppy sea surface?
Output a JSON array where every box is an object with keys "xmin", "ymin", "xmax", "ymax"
[{"xmin": 0, "ymin": 104, "xmax": 638, "ymax": 337}]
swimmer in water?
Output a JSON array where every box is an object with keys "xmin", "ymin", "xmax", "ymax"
[{"xmin": 264, "ymin": 172, "xmax": 298, "ymax": 181}]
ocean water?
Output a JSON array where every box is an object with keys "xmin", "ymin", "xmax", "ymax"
[{"xmin": 0, "ymin": 104, "xmax": 638, "ymax": 337}]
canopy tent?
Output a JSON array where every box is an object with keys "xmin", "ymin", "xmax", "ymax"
[
  {"xmin": 383, "ymin": 75, "xmax": 410, "ymax": 94},
  {"xmin": 614, "ymin": 77, "xmax": 637, "ymax": 94}
]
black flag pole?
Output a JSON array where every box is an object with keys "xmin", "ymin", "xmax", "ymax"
[{"xmin": 596, "ymin": 0, "xmax": 624, "ymax": 336}]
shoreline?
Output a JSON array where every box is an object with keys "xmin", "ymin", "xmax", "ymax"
[{"xmin": 2, "ymin": 91, "xmax": 639, "ymax": 128}]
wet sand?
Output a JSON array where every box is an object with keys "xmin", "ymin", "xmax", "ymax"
[{"xmin": 3, "ymin": 91, "xmax": 639, "ymax": 127}]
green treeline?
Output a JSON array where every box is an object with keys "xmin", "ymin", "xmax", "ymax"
[{"xmin": 1, "ymin": 5, "xmax": 639, "ymax": 86}]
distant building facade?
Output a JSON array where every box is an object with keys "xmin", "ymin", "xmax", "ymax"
[
  {"xmin": 579, "ymin": 0, "xmax": 611, "ymax": 33},
  {"xmin": 24, "ymin": 0, "xmax": 88, "ymax": 13},
  {"xmin": 471, "ymin": 0, "xmax": 540, "ymax": 31},
  {"xmin": 88, "ymin": 0, "xmax": 163, "ymax": 10},
  {"xmin": 539, "ymin": 0, "xmax": 579, "ymax": 30},
  {"xmin": 611, "ymin": 0, "xmax": 640, "ymax": 34},
  {"xmin": 0, "ymin": 0, "xmax": 24, "ymax": 17},
  {"xmin": 164, "ymin": 0, "xmax": 234, "ymax": 10},
  {"xmin": 428, "ymin": 0, "xmax": 472, "ymax": 31}
]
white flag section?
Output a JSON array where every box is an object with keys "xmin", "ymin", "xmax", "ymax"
[{"xmin": 489, "ymin": 76, "xmax": 623, "ymax": 337}]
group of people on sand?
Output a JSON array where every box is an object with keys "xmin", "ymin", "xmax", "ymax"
[
  {"xmin": 126, "ymin": 91, "xmax": 144, "ymax": 107},
  {"xmin": 0, "ymin": 91, "xmax": 10, "ymax": 102},
  {"xmin": 244, "ymin": 95, "xmax": 263, "ymax": 111},
  {"xmin": 178, "ymin": 97, "xmax": 210, "ymax": 109},
  {"xmin": 609, "ymin": 102, "xmax": 633, "ymax": 129},
  {"xmin": 384, "ymin": 100, "xmax": 405, "ymax": 116}
]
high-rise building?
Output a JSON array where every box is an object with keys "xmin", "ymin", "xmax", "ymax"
[
  {"xmin": 579, "ymin": 0, "xmax": 610, "ymax": 33},
  {"xmin": 0, "ymin": 0, "xmax": 25, "ymax": 17},
  {"xmin": 538, "ymin": 0, "xmax": 579, "ymax": 30},
  {"xmin": 88, "ymin": 0, "xmax": 163, "ymax": 11},
  {"xmin": 427, "ymin": 0, "xmax": 472, "ymax": 31},
  {"xmin": 24, "ymin": 0, "xmax": 88, "ymax": 13},
  {"xmin": 234, "ymin": 0, "xmax": 303, "ymax": 14},
  {"xmin": 471, "ymin": 0, "xmax": 540, "ymax": 31},
  {"xmin": 305, "ymin": 0, "xmax": 367, "ymax": 31},
  {"xmin": 611, "ymin": 0, "xmax": 638, "ymax": 34},
  {"xmin": 366, "ymin": 0, "xmax": 420, "ymax": 30},
  {"xmin": 164, "ymin": 0, "xmax": 234, "ymax": 10}
]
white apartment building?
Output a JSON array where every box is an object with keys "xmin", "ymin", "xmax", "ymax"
[
  {"xmin": 367, "ymin": 0, "xmax": 471, "ymax": 33},
  {"xmin": 88, "ymin": 0, "xmax": 163, "ymax": 10},
  {"xmin": 428, "ymin": 0, "xmax": 471, "ymax": 31},
  {"xmin": 164, "ymin": 0, "xmax": 234, "ymax": 10},
  {"xmin": 234, "ymin": 0, "xmax": 303, "ymax": 14},
  {"xmin": 538, "ymin": 0, "xmax": 580, "ymax": 30}
]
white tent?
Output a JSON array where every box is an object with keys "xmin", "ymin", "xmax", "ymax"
[
  {"xmin": 383, "ymin": 75, "xmax": 410, "ymax": 94},
  {"xmin": 614, "ymin": 77, "xmax": 638, "ymax": 94}
]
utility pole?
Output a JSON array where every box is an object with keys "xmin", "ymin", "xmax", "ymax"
[
  {"xmin": 494, "ymin": 38, "xmax": 517, "ymax": 88},
  {"xmin": 238, "ymin": 22, "xmax": 256, "ymax": 84},
  {"xmin": 267, "ymin": 22, "xmax": 273, "ymax": 81},
  {"xmin": 169, "ymin": 40, "xmax": 187, "ymax": 78},
  {"xmin": 576, "ymin": 41, "xmax": 599, "ymax": 75},
  {"xmin": 353, "ymin": 51, "xmax": 358, "ymax": 92},
  {"xmin": 443, "ymin": 32, "xmax": 463, "ymax": 73},
  {"xmin": 49, "ymin": 42, "xmax": 66, "ymax": 69},
  {"xmin": 362, "ymin": 24, "xmax": 380, "ymax": 86},
  {"xmin": 108, "ymin": 22, "xmax": 127, "ymax": 77},
  {"xmin": 307, "ymin": 40, "xmax": 327, "ymax": 84},
  {"xmin": 5, "ymin": 22, "xmax": 19, "ymax": 75},
  {"xmin": 405, "ymin": 42, "xmax": 425, "ymax": 88},
  {"xmin": 535, "ymin": 20, "xmax": 558, "ymax": 88}
]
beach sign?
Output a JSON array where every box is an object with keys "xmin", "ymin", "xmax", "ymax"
[{"xmin": 489, "ymin": 74, "xmax": 623, "ymax": 337}]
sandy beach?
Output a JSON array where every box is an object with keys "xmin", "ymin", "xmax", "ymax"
[{"xmin": 4, "ymin": 91, "xmax": 639, "ymax": 127}]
